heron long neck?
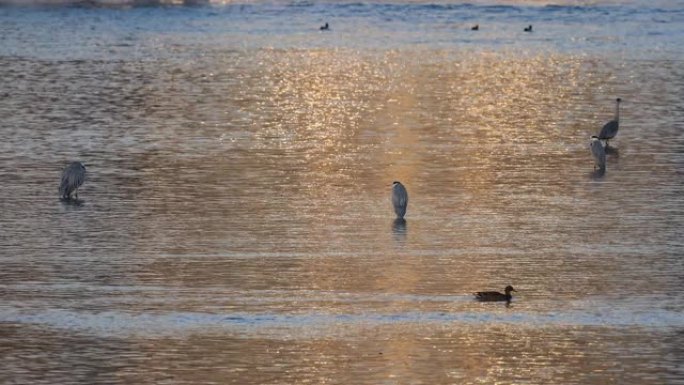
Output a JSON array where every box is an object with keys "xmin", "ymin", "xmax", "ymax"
[{"xmin": 615, "ymin": 101, "xmax": 620, "ymax": 122}]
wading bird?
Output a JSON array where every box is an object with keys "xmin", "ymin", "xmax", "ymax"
[
  {"xmin": 597, "ymin": 98, "xmax": 621, "ymax": 147},
  {"xmin": 590, "ymin": 136, "xmax": 606, "ymax": 170},
  {"xmin": 59, "ymin": 161, "xmax": 86, "ymax": 200},
  {"xmin": 475, "ymin": 285, "xmax": 516, "ymax": 303},
  {"xmin": 391, "ymin": 181, "xmax": 408, "ymax": 219}
]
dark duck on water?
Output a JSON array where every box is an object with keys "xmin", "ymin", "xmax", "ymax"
[{"xmin": 474, "ymin": 285, "xmax": 516, "ymax": 303}]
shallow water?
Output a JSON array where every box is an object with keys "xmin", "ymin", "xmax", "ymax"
[{"xmin": 1, "ymin": 1, "xmax": 683, "ymax": 384}]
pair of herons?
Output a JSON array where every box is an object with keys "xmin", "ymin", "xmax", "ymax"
[
  {"xmin": 392, "ymin": 181, "xmax": 516, "ymax": 303},
  {"xmin": 590, "ymin": 98, "xmax": 622, "ymax": 171}
]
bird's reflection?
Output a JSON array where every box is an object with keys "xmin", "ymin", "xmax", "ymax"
[
  {"xmin": 60, "ymin": 197, "xmax": 85, "ymax": 208},
  {"xmin": 605, "ymin": 145, "xmax": 619, "ymax": 156},
  {"xmin": 392, "ymin": 218, "xmax": 407, "ymax": 244},
  {"xmin": 590, "ymin": 167, "xmax": 606, "ymax": 180}
]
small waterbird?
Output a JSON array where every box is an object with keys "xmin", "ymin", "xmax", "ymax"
[
  {"xmin": 59, "ymin": 161, "xmax": 86, "ymax": 200},
  {"xmin": 471, "ymin": 24, "xmax": 479, "ymax": 31},
  {"xmin": 391, "ymin": 181, "xmax": 408, "ymax": 219},
  {"xmin": 524, "ymin": 25, "xmax": 533, "ymax": 32},
  {"xmin": 597, "ymin": 98, "xmax": 622, "ymax": 147},
  {"xmin": 590, "ymin": 135, "xmax": 606, "ymax": 170},
  {"xmin": 320, "ymin": 22, "xmax": 329, "ymax": 31},
  {"xmin": 475, "ymin": 286, "xmax": 516, "ymax": 302}
]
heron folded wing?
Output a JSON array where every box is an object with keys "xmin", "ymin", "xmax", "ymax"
[{"xmin": 599, "ymin": 120, "xmax": 618, "ymax": 139}]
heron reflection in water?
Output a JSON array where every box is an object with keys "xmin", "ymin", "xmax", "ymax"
[
  {"xmin": 391, "ymin": 181, "xmax": 408, "ymax": 219},
  {"xmin": 59, "ymin": 161, "xmax": 86, "ymax": 200},
  {"xmin": 392, "ymin": 217, "xmax": 407, "ymax": 244}
]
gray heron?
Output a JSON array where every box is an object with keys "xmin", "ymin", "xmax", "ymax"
[
  {"xmin": 590, "ymin": 136, "xmax": 606, "ymax": 170},
  {"xmin": 59, "ymin": 161, "xmax": 86, "ymax": 200},
  {"xmin": 475, "ymin": 285, "xmax": 516, "ymax": 303},
  {"xmin": 598, "ymin": 98, "xmax": 621, "ymax": 146},
  {"xmin": 391, "ymin": 181, "xmax": 408, "ymax": 219}
]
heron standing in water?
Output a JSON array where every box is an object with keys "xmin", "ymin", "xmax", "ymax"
[
  {"xmin": 59, "ymin": 161, "xmax": 86, "ymax": 200},
  {"xmin": 391, "ymin": 181, "xmax": 408, "ymax": 219},
  {"xmin": 590, "ymin": 136, "xmax": 606, "ymax": 170},
  {"xmin": 597, "ymin": 98, "xmax": 621, "ymax": 147}
]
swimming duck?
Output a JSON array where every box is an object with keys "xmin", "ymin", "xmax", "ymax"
[
  {"xmin": 524, "ymin": 25, "xmax": 533, "ymax": 32},
  {"xmin": 320, "ymin": 22, "xmax": 329, "ymax": 31},
  {"xmin": 474, "ymin": 285, "xmax": 516, "ymax": 302},
  {"xmin": 471, "ymin": 24, "xmax": 479, "ymax": 31}
]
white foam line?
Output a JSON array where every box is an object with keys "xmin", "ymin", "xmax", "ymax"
[{"xmin": 1, "ymin": 307, "xmax": 682, "ymax": 338}]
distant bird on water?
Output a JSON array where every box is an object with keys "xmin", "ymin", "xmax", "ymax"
[
  {"xmin": 471, "ymin": 24, "xmax": 479, "ymax": 31},
  {"xmin": 391, "ymin": 181, "xmax": 408, "ymax": 219},
  {"xmin": 320, "ymin": 22, "xmax": 329, "ymax": 31},
  {"xmin": 524, "ymin": 25, "xmax": 533, "ymax": 32},
  {"xmin": 475, "ymin": 286, "xmax": 516, "ymax": 303},
  {"xmin": 59, "ymin": 161, "xmax": 86, "ymax": 200},
  {"xmin": 590, "ymin": 136, "xmax": 606, "ymax": 171},
  {"xmin": 597, "ymin": 98, "xmax": 622, "ymax": 147}
]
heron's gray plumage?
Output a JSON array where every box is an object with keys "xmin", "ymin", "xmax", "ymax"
[
  {"xmin": 391, "ymin": 181, "xmax": 408, "ymax": 219},
  {"xmin": 599, "ymin": 120, "xmax": 618, "ymax": 140},
  {"xmin": 598, "ymin": 98, "xmax": 621, "ymax": 143},
  {"xmin": 590, "ymin": 136, "xmax": 606, "ymax": 170},
  {"xmin": 59, "ymin": 161, "xmax": 86, "ymax": 200}
]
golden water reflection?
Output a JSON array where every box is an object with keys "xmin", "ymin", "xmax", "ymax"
[
  {"xmin": 1, "ymin": 324, "xmax": 680, "ymax": 384},
  {"xmin": 1, "ymin": 47, "xmax": 683, "ymax": 384}
]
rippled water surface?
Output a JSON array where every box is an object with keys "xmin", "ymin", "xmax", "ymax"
[{"xmin": 1, "ymin": 1, "xmax": 683, "ymax": 384}]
